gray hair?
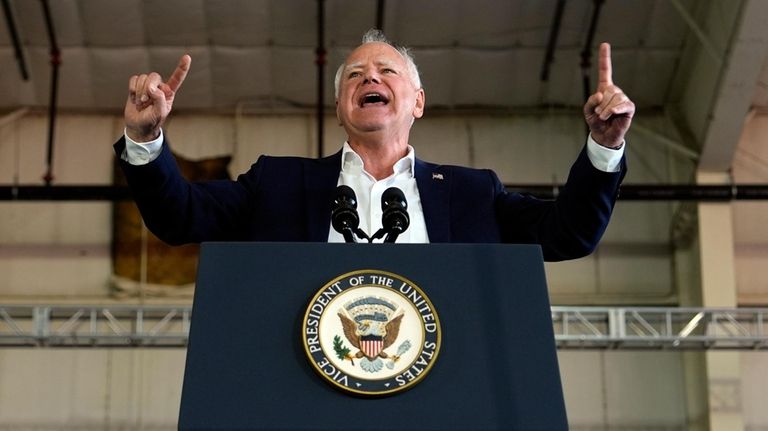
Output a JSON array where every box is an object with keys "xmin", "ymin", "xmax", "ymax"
[{"xmin": 333, "ymin": 29, "xmax": 422, "ymax": 99}]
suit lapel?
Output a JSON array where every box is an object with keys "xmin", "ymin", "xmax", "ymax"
[
  {"xmin": 415, "ymin": 159, "xmax": 451, "ymax": 243},
  {"xmin": 304, "ymin": 151, "xmax": 342, "ymax": 241}
]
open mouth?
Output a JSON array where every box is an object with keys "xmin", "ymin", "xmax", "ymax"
[{"xmin": 359, "ymin": 92, "xmax": 390, "ymax": 107}]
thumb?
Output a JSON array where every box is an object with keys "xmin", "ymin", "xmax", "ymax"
[{"xmin": 583, "ymin": 92, "xmax": 603, "ymax": 117}]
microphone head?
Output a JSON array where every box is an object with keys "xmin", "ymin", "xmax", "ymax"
[
  {"xmin": 381, "ymin": 187, "xmax": 409, "ymax": 233},
  {"xmin": 381, "ymin": 187, "xmax": 407, "ymax": 211},
  {"xmin": 332, "ymin": 185, "xmax": 360, "ymax": 233},
  {"xmin": 334, "ymin": 185, "xmax": 357, "ymax": 209}
]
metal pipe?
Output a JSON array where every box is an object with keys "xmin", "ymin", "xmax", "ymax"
[
  {"xmin": 40, "ymin": 0, "xmax": 61, "ymax": 186},
  {"xmin": 540, "ymin": 0, "xmax": 566, "ymax": 82},
  {"xmin": 1, "ymin": 0, "xmax": 29, "ymax": 80},
  {"xmin": 315, "ymin": 0, "xmax": 326, "ymax": 158},
  {"xmin": 376, "ymin": 0, "xmax": 385, "ymax": 30},
  {"xmin": 3, "ymin": 184, "xmax": 768, "ymax": 202}
]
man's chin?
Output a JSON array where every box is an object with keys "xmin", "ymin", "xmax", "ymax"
[{"xmin": 346, "ymin": 120, "xmax": 388, "ymax": 134}]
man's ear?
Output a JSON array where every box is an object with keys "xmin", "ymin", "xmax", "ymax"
[
  {"xmin": 412, "ymin": 89, "xmax": 425, "ymax": 119},
  {"xmin": 336, "ymin": 99, "xmax": 342, "ymax": 125}
]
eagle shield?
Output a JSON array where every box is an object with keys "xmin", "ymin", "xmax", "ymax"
[{"xmin": 338, "ymin": 296, "xmax": 404, "ymax": 362}]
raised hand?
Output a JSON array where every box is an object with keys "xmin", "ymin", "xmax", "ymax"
[
  {"xmin": 124, "ymin": 55, "xmax": 191, "ymax": 142},
  {"xmin": 583, "ymin": 43, "xmax": 634, "ymax": 149}
]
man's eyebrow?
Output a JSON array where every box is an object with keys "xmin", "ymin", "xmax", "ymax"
[
  {"xmin": 344, "ymin": 62, "xmax": 363, "ymax": 72},
  {"xmin": 344, "ymin": 59, "xmax": 398, "ymax": 72}
]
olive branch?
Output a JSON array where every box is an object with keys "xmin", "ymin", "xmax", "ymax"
[{"xmin": 333, "ymin": 335, "xmax": 355, "ymax": 365}]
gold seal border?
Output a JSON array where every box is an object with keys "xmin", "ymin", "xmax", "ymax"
[{"xmin": 301, "ymin": 269, "xmax": 442, "ymax": 397}]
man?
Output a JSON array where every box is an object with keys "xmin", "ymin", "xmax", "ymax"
[{"xmin": 115, "ymin": 30, "xmax": 633, "ymax": 261}]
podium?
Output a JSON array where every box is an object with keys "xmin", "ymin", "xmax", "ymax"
[{"xmin": 179, "ymin": 243, "xmax": 567, "ymax": 430}]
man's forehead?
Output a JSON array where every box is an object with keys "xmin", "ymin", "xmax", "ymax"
[{"xmin": 344, "ymin": 43, "xmax": 404, "ymax": 69}]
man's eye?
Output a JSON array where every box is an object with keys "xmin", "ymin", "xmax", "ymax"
[
  {"xmin": 348, "ymin": 71, "xmax": 361, "ymax": 78},
  {"xmin": 382, "ymin": 68, "xmax": 396, "ymax": 74}
]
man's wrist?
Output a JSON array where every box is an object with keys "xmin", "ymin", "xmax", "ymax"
[
  {"xmin": 586, "ymin": 134, "xmax": 624, "ymax": 173},
  {"xmin": 126, "ymin": 126, "xmax": 161, "ymax": 143},
  {"xmin": 123, "ymin": 128, "xmax": 164, "ymax": 165}
]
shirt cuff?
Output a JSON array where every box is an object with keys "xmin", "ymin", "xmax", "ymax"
[
  {"xmin": 122, "ymin": 128, "xmax": 164, "ymax": 165},
  {"xmin": 586, "ymin": 134, "xmax": 624, "ymax": 173}
]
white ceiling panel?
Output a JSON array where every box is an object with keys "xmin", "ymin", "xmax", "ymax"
[
  {"xmin": 541, "ymin": 48, "xmax": 583, "ymax": 107},
  {"xmin": 455, "ymin": 0, "xmax": 551, "ymax": 47},
  {"xmin": 89, "ymin": 47, "xmax": 150, "ymax": 109},
  {"xmin": 625, "ymin": 49, "xmax": 680, "ymax": 108},
  {"xmin": 594, "ymin": 0, "xmax": 658, "ymax": 47},
  {"xmin": 0, "ymin": 0, "xmax": 761, "ymax": 115},
  {"xmin": 43, "ymin": 0, "xmax": 85, "ymax": 47},
  {"xmin": 270, "ymin": 0, "xmax": 317, "ymax": 47},
  {"xmin": 11, "ymin": 0, "xmax": 50, "ymax": 46},
  {"xmin": 144, "ymin": 0, "xmax": 208, "ymax": 46},
  {"xmin": 206, "ymin": 0, "xmax": 271, "ymax": 46},
  {"xmin": 326, "ymin": 0, "xmax": 378, "ymax": 47},
  {"xmin": 455, "ymin": 49, "xmax": 541, "ymax": 107},
  {"xmin": 80, "ymin": 0, "xmax": 144, "ymax": 47},
  {"xmin": 644, "ymin": 0, "xmax": 691, "ymax": 48},
  {"xmin": 388, "ymin": 0, "xmax": 461, "ymax": 46},
  {"xmin": 413, "ymin": 49, "xmax": 455, "ymax": 107},
  {"xmin": 211, "ymin": 47, "xmax": 271, "ymax": 108},
  {"xmin": 272, "ymin": 47, "xmax": 319, "ymax": 106}
]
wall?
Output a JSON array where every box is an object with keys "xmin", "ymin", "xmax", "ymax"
[{"xmin": 0, "ymin": 111, "xmax": 765, "ymax": 429}]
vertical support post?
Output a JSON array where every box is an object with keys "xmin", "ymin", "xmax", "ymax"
[
  {"xmin": 315, "ymin": 0, "xmax": 326, "ymax": 158},
  {"xmin": 697, "ymin": 171, "xmax": 743, "ymax": 431},
  {"xmin": 40, "ymin": 0, "xmax": 60, "ymax": 186}
]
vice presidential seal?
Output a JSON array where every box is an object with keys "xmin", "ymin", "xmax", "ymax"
[{"xmin": 302, "ymin": 270, "xmax": 441, "ymax": 396}]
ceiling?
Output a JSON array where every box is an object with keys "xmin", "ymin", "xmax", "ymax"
[
  {"xmin": 1, "ymin": 0, "xmax": 767, "ymax": 174},
  {"xmin": 0, "ymin": 0, "xmax": 710, "ymax": 112}
]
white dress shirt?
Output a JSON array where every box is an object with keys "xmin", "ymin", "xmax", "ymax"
[
  {"xmin": 122, "ymin": 130, "xmax": 624, "ymax": 244},
  {"xmin": 328, "ymin": 142, "xmax": 429, "ymax": 243}
]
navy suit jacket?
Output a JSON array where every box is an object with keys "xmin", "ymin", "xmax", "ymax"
[{"xmin": 115, "ymin": 138, "xmax": 626, "ymax": 261}]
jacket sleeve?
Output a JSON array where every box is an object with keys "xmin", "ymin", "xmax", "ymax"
[
  {"xmin": 494, "ymin": 146, "xmax": 626, "ymax": 261},
  {"xmin": 114, "ymin": 136, "xmax": 261, "ymax": 245}
]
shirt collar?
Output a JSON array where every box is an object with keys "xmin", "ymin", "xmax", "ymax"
[{"xmin": 341, "ymin": 141, "xmax": 416, "ymax": 178}]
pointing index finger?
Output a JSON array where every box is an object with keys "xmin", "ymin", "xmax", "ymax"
[
  {"xmin": 598, "ymin": 42, "xmax": 613, "ymax": 88},
  {"xmin": 166, "ymin": 54, "xmax": 191, "ymax": 93}
]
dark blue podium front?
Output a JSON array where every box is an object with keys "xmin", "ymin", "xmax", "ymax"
[{"xmin": 179, "ymin": 243, "xmax": 567, "ymax": 430}]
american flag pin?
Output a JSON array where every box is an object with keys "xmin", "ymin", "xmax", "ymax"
[{"xmin": 432, "ymin": 173, "xmax": 444, "ymax": 180}]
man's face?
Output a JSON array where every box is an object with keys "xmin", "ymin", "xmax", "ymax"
[{"xmin": 336, "ymin": 42, "xmax": 425, "ymax": 140}]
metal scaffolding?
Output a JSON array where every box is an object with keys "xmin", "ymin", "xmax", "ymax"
[
  {"xmin": 552, "ymin": 306, "xmax": 768, "ymax": 350},
  {"xmin": 0, "ymin": 305, "xmax": 766, "ymax": 349},
  {"xmin": 0, "ymin": 305, "xmax": 190, "ymax": 347}
]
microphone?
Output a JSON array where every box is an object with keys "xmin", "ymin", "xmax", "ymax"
[
  {"xmin": 380, "ymin": 187, "xmax": 410, "ymax": 243},
  {"xmin": 331, "ymin": 185, "xmax": 366, "ymax": 243}
]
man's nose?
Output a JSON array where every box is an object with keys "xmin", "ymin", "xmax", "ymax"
[{"xmin": 363, "ymin": 71, "xmax": 381, "ymax": 84}]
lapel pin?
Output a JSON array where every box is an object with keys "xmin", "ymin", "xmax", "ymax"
[{"xmin": 432, "ymin": 173, "xmax": 444, "ymax": 180}]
